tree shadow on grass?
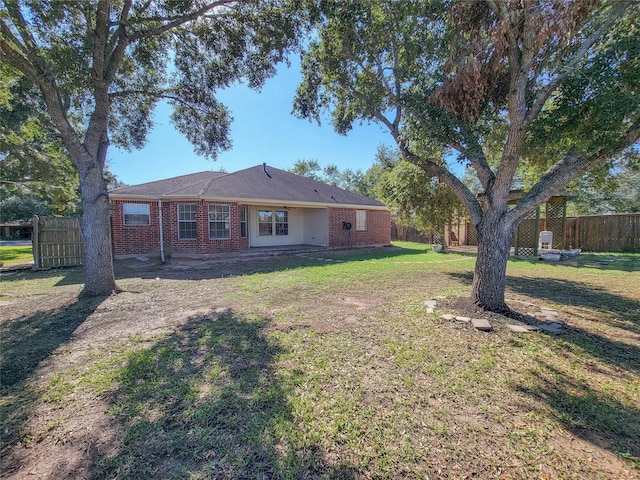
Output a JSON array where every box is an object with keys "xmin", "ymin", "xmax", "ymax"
[
  {"xmin": 0, "ymin": 297, "xmax": 104, "ymax": 474},
  {"xmin": 0, "ymin": 246, "xmax": 429, "ymax": 287},
  {"xmin": 0, "ymin": 297, "xmax": 104, "ymax": 389},
  {"xmin": 447, "ymin": 272, "xmax": 640, "ymax": 374},
  {"xmin": 84, "ymin": 309, "xmax": 357, "ymax": 479},
  {"xmin": 515, "ymin": 360, "xmax": 640, "ymax": 464},
  {"xmin": 509, "ymin": 254, "xmax": 640, "ymax": 273}
]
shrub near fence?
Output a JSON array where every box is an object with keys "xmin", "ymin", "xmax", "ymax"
[{"xmin": 565, "ymin": 214, "xmax": 640, "ymax": 253}]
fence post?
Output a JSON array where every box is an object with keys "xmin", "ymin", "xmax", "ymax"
[{"xmin": 32, "ymin": 215, "xmax": 40, "ymax": 270}]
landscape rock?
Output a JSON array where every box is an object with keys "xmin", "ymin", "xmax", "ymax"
[
  {"xmin": 441, "ymin": 314, "xmax": 455, "ymax": 320},
  {"xmin": 508, "ymin": 324, "xmax": 540, "ymax": 333},
  {"xmin": 455, "ymin": 316, "xmax": 471, "ymax": 322},
  {"xmin": 539, "ymin": 324, "xmax": 564, "ymax": 334},
  {"xmin": 471, "ymin": 318, "xmax": 492, "ymax": 331}
]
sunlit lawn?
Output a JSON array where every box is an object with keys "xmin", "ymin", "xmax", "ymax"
[
  {"xmin": 0, "ymin": 245, "xmax": 33, "ymax": 266},
  {"xmin": 1, "ymin": 242, "xmax": 638, "ymax": 479}
]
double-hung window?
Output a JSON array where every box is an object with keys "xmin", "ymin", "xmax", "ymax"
[
  {"xmin": 356, "ymin": 210, "xmax": 367, "ymax": 231},
  {"xmin": 240, "ymin": 206, "xmax": 248, "ymax": 238},
  {"xmin": 123, "ymin": 203, "xmax": 150, "ymax": 226},
  {"xmin": 275, "ymin": 210, "xmax": 288, "ymax": 235},
  {"xmin": 178, "ymin": 204, "xmax": 197, "ymax": 239},
  {"xmin": 209, "ymin": 204, "xmax": 230, "ymax": 239},
  {"xmin": 258, "ymin": 210, "xmax": 273, "ymax": 236},
  {"xmin": 258, "ymin": 210, "xmax": 288, "ymax": 236}
]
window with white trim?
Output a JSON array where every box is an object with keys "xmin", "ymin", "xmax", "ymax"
[
  {"xmin": 123, "ymin": 203, "xmax": 150, "ymax": 226},
  {"xmin": 356, "ymin": 210, "xmax": 367, "ymax": 231},
  {"xmin": 208, "ymin": 204, "xmax": 230, "ymax": 239},
  {"xmin": 240, "ymin": 206, "xmax": 248, "ymax": 238},
  {"xmin": 258, "ymin": 210, "xmax": 288, "ymax": 236},
  {"xmin": 275, "ymin": 210, "xmax": 288, "ymax": 235},
  {"xmin": 258, "ymin": 210, "xmax": 273, "ymax": 236},
  {"xmin": 178, "ymin": 204, "xmax": 197, "ymax": 239}
]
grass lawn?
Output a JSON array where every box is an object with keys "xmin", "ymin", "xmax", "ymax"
[
  {"xmin": 0, "ymin": 245, "xmax": 33, "ymax": 267},
  {"xmin": 1, "ymin": 242, "xmax": 638, "ymax": 479}
]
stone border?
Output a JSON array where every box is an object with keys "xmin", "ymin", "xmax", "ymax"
[{"xmin": 424, "ymin": 299, "xmax": 566, "ymax": 334}]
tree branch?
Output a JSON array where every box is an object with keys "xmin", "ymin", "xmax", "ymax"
[
  {"xmin": 509, "ymin": 125, "xmax": 640, "ymax": 225},
  {"xmin": 399, "ymin": 138, "xmax": 484, "ymax": 226},
  {"xmin": 527, "ymin": 2, "xmax": 629, "ymax": 124},
  {"xmin": 0, "ymin": 21, "xmax": 81, "ymax": 153},
  {"xmin": 379, "ymin": 119, "xmax": 483, "ymax": 226},
  {"xmin": 105, "ymin": 0, "xmax": 132, "ymax": 65},
  {"xmin": 459, "ymin": 125, "xmax": 495, "ymax": 190},
  {"xmin": 0, "ymin": 20, "xmax": 30, "ymax": 60},
  {"xmin": 127, "ymin": 1, "xmax": 230, "ymax": 42},
  {"xmin": 104, "ymin": 1, "xmax": 134, "ymax": 87},
  {"xmin": 92, "ymin": 0, "xmax": 109, "ymax": 88},
  {"xmin": 2, "ymin": 0, "xmax": 38, "ymax": 54},
  {"xmin": 0, "ymin": 39, "xmax": 38, "ymax": 79}
]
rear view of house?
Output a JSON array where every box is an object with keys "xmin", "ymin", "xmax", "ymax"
[{"xmin": 109, "ymin": 164, "xmax": 391, "ymax": 258}]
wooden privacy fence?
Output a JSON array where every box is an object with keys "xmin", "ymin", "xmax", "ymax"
[
  {"xmin": 565, "ymin": 214, "xmax": 640, "ymax": 253},
  {"xmin": 394, "ymin": 213, "xmax": 639, "ymax": 253},
  {"xmin": 391, "ymin": 222, "xmax": 443, "ymax": 244},
  {"xmin": 32, "ymin": 216, "xmax": 83, "ymax": 268}
]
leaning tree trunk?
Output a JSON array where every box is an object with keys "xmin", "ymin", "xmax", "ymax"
[
  {"xmin": 77, "ymin": 156, "xmax": 117, "ymax": 296},
  {"xmin": 471, "ymin": 214, "xmax": 516, "ymax": 313}
]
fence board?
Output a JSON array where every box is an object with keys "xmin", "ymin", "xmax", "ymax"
[
  {"xmin": 391, "ymin": 222, "xmax": 442, "ymax": 244},
  {"xmin": 564, "ymin": 214, "xmax": 639, "ymax": 253},
  {"xmin": 33, "ymin": 216, "xmax": 84, "ymax": 268},
  {"xmin": 394, "ymin": 214, "xmax": 638, "ymax": 253}
]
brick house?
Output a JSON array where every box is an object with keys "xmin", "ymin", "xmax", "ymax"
[{"xmin": 109, "ymin": 164, "xmax": 391, "ymax": 258}]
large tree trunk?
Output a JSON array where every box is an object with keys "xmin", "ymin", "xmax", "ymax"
[
  {"xmin": 472, "ymin": 214, "xmax": 515, "ymax": 313},
  {"xmin": 77, "ymin": 155, "xmax": 117, "ymax": 296}
]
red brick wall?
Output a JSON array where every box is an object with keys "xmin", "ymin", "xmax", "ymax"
[
  {"xmin": 166, "ymin": 200, "xmax": 242, "ymax": 255},
  {"xmin": 110, "ymin": 200, "xmax": 161, "ymax": 256},
  {"xmin": 111, "ymin": 200, "xmax": 389, "ymax": 256},
  {"xmin": 110, "ymin": 199, "xmax": 248, "ymax": 257},
  {"xmin": 328, "ymin": 208, "xmax": 391, "ymax": 248}
]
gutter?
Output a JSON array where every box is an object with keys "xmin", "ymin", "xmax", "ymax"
[{"xmin": 158, "ymin": 198, "xmax": 166, "ymax": 263}]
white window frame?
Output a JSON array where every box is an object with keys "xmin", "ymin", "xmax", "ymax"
[
  {"xmin": 240, "ymin": 205, "xmax": 248, "ymax": 238},
  {"xmin": 275, "ymin": 210, "xmax": 288, "ymax": 236},
  {"xmin": 123, "ymin": 203, "xmax": 150, "ymax": 226},
  {"xmin": 258, "ymin": 210, "xmax": 273, "ymax": 236},
  {"xmin": 258, "ymin": 209, "xmax": 289, "ymax": 236},
  {"xmin": 208, "ymin": 204, "xmax": 230, "ymax": 239},
  {"xmin": 356, "ymin": 210, "xmax": 367, "ymax": 231},
  {"xmin": 178, "ymin": 204, "xmax": 197, "ymax": 240}
]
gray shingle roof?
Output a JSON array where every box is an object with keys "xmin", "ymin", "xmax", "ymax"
[{"xmin": 110, "ymin": 165, "xmax": 386, "ymax": 208}]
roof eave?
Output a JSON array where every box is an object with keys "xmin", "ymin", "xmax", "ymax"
[{"xmin": 109, "ymin": 193, "xmax": 388, "ymax": 210}]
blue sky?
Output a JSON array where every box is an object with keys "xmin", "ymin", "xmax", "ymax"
[{"xmin": 107, "ymin": 59, "xmax": 396, "ymax": 186}]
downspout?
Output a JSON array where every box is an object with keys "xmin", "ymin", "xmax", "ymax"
[{"xmin": 158, "ymin": 198, "xmax": 166, "ymax": 264}]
